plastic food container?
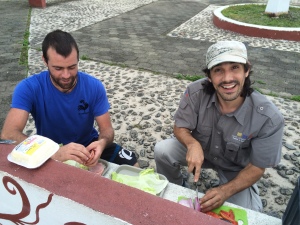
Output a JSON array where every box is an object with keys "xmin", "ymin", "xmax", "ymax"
[
  {"xmin": 111, "ymin": 165, "xmax": 168, "ymax": 197},
  {"xmin": 7, "ymin": 135, "xmax": 59, "ymax": 169},
  {"xmin": 89, "ymin": 159, "xmax": 109, "ymax": 176},
  {"xmin": 64, "ymin": 159, "xmax": 109, "ymax": 176}
]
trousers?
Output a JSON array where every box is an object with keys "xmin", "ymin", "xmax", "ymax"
[{"xmin": 154, "ymin": 137, "xmax": 262, "ymax": 212}]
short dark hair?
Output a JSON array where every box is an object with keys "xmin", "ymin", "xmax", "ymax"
[
  {"xmin": 201, "ymin": 62, "xmax": 254, "ymax": 97},
  {"xmin": 42, "ymin": 29, "xmax": 79, "ymax": 63}
]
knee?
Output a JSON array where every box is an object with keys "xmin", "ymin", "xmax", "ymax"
[
  {"xmin": 154, "ymin": 140, "xmax": 164, "ymax": 160},
  {"xmin": 154, "ymin": 140, "xmax": 170, "ymax": 162}
]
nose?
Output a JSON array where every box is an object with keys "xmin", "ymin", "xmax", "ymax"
[
  {"xmin": 222, "ymin": 69, "xmax": 234, "ymax": 82},
  {"xmin": 61, "ymin": 69, "xmax": 71, "ymax": 79}
]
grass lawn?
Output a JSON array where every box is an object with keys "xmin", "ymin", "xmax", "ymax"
[{"xmin": 222, "ymin": 4, "xmax": 300, "ymax": 27}]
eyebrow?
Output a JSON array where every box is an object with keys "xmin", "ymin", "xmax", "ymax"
[{"xmin": 52, "ymin": 63, "xmax": 78, "ymax": 68}]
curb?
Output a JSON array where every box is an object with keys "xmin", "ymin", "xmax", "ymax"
[{"xmin": 213, "ymin": 4, "xmax": 300, "ymax": 42}]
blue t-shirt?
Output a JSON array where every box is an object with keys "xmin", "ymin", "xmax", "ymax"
[{"xmin": 11, "ymin": 71, "xmax": 110, "ymax": 146}]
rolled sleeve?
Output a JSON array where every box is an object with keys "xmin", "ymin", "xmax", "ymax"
[{"xmin": 250, "ymin": 113, "xmax": 284, "ymax": 168}]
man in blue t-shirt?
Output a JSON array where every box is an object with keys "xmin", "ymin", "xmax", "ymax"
[{"xmin": 1, "ymin": 29, "xmax": 138, "ymax": 167}]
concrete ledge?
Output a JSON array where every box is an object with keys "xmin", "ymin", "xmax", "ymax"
[
  {"xmin": 0, "ymin": 144, "xmax": 227, "ymax": 225},
  {"xmin": 213, "ymin": 4, "xmax": 300, "ymax": 41},
  {"xmin": 0, "ymin": 143, "xmax": 282, "ymax": 224}
]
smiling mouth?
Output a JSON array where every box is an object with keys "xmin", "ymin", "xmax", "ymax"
[{"xmin": 221, "ymin": 83, "xmax": 236, "ymax": 89}]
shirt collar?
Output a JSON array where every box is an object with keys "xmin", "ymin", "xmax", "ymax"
[
  {"xmin": 209, "ymin": 93, "xmax": 249, "ymax": 126},
  {"xmin": 207, "ymin": 93, "xmax": 217, "ymax": 109},
  {"xmin": 227, "ymin": 96, "xmax": 249, "ymax": 126}
]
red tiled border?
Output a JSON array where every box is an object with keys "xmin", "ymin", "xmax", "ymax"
[{"xmin": 213, "ymin": 4, "xmax": 300, "ymax": 42}]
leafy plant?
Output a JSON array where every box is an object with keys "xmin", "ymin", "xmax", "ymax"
[
  {"xmin": 254, "ymin": 87, "xmax": 263, "ymax": 93},
  {"xmin": 256, "ymin": 80, "xmax": 266, "ymax": 85},
  {"xmin": 268, "ymin": 92, "xmax": 279, "ymax": 97},
  {"xmin": 80, "ymin": 55, "xmax": 91, "ymax": 60},
  {"xmin": 291, "ymin": 95, "xmax": 300, "ymax": 102},
  {"xmin": 19, "ymin": 7, "xmax": 32, "ymax": 72},
  {"xmin": 175, "ymin": 74, "xmax": 204, "ymax": 82}
]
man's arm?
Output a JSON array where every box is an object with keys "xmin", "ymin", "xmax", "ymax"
[
  {"xmin": 95, "ymin": 112, "xmax": 114, "ymax": 146},
  {"xmin": 1, "ymin": 108, "xmax": 92, "ymax": 164},
  {"xmin": 174, "ymin": 125, "xmax": 204, "ymax": 182},
  {"xmin": 200, "ymin": 163, "xmax": 265, "ymax": 212},
  {"xmin": 1, "ymin": 108, "xmax": 29, "ymax": 144},
  {"xmin": 85, "ymin": 112, "xmax": 114, "ymax": 166}
]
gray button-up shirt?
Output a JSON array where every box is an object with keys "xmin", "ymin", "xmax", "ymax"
[{"xmin": 174, "ymin": 78, "xmax": 284, "ymax": 172}]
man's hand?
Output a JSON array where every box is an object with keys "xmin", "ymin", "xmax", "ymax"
[
  {"xmin": 200, "ymin": 163, "xmax": 265, "ymax": 212},
  {"xmin": 84, "ymin": 112, "xmax": 114, "ymax": 166},
  {"xmin": 51, "ymin": 142, "xmax": 91, "ymax": 164},
  {"xmin": 85, "ymin": 139, "xmax": 106, "ymax": 166},
  {"xmin": 174, "ymin": 125, "xmax": 204, "ymax": 182},
  {"xmin": 200, "ymin": 186, "xmax": 227, "ymax": 212},
  {"xmin": 186, "ymin": 142, "xmax": 204, "ymax": 182}
]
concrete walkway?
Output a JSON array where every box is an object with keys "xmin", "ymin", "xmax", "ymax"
[
  {"xmin": 0, "ymin": 0, "xmax": 29, "ymax": 131},
  {"xmin": 71, "ymin": 0, "xmax": 300, "ymax": 96}
]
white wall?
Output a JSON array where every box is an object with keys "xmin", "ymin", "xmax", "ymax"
[{"xmin": 0, "ymin": 173, "xmax": 130, "ymax": 225}]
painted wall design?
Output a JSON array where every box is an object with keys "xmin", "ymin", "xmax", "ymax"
[{"xmin": 0, "ymin": 174, "xmax": 129, "ymax": 225}]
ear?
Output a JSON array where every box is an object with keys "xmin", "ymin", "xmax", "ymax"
[
  {"xmin": 245, "ymin": 61, "xmax": 251, "ymax": 78},
  {"xmin": 207, "ymin": 73, "xmax": 212, "ymax": 82},
  {"xmin": 245, "ymin": 70, "xmax": 249, "ymax": 78},
  {"xmin": 42, "ymin": 55, "xmax": 47, "ymax": 67}
]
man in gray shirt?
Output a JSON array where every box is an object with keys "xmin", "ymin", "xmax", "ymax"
[{"xmin": 154, "ymin": 41, "xmax": 284, "ymax": 212}]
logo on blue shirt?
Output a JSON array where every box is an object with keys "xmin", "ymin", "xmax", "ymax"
[{"xmin": 78, "ymin": 100, "xmax": 89, "ymax": 114}]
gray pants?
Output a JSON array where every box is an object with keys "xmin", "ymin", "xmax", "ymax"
[{"xmin": 154, "ymin": 137, "xmax": 263, "ymax": 212}]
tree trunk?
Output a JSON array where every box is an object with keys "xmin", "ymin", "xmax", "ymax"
[{"xmin": 265, "ymin": 0, "xmax": 291, "ymax": 16}]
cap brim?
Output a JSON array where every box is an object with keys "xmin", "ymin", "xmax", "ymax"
[{"xmin": 207, "ymin": 55, "xmax": 247, "ymax": 69}]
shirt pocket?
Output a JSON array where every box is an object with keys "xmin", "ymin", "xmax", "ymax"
[
  {"xmin": 193, "ymin": 126, "xmax": 212, "ymax": 150},
  {"xmin": 225, "ymin": 141, "xmax": 251, "ymax": 166}
]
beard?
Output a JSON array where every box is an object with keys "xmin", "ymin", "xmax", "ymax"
[
  {"xmin": 49, "ymin": 72, "xmax": 77, "ymax": 91},
  {"xmin": 215, "ymin": 80, "xmax": 243, "ymax": 102}
]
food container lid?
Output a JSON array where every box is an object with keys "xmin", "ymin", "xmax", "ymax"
[{"xmin": 7, "ymin": 135, "xmax": 59, "ymax": 169}]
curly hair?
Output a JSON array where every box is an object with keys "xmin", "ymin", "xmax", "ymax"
[{"xmin": 201, "ymin": 62, "xmax": 254, "ymax": 97}]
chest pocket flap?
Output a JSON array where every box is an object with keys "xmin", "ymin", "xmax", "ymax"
[{"xmin": 225, "ymin": 142, "xmax": 239, "ymax": 162}]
